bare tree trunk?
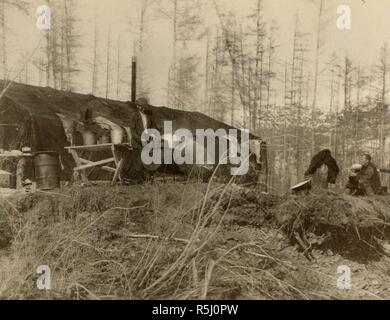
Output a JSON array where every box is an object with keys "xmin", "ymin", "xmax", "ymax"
[
  {"xmin": 116, "ymin": 35, "xmax": 121, "ymax": 98},
  {"xmin": 92, "ymin": 10, "xmax": 99, "ymax": 95},
  {"xmin": 379, "ymin": 43, "xmax": 388, "ymax": 167},
  {"xmin": 0, "ymin": 0, "xmax": 6, "ymax": 79},
  {"xmin": 46, "ymin": 30, "xmax": 52, "ymax": 86},
  {"xmin": 328, "ymin": 55, "xmax": 335, "ymax": 148},
  {"xmin": 231, "ymin": 57, "xmax": 235, "ymax": 126},
  {"xmin": 239, "ymin": 24, "xmax": 249, "ymax": 127},
  {"xmin": 253, "ymin": 0, "xmax": 264, "ymax": 134},
  {"xmin": 64, "ymin": 0, "xmax": 72, "ymax": 91},
  {"xmin": 354, "ymin": 66, "xmax": 361, "ymax": 161},
  {"xmin": 296, "ymin": 44, "xmax": 305, "ymax": 181},
  {"xmin": 38, "ymin": 53, "xmax": 44, "ymax": 86},
  {"xmin": 167, "ymin": 0, "xmax": 178, "ymax": 106},
  {"xmin": 266, "ymin": 27, "xmax": 273, "ymax": 112},
  {"xmin": 311, "ymin": 0, "xmax": 324, "ymax": 157},
  {"xmin": 290, "ymin": 16, "xmax": 298, "ymax": 183},
  {"xmin": 204, "ymin": 29, "xmax": 210, "ymax": 115},
  {"xmin": 283, "ymin": 61, "xmax": 289, "ymax": 191},
  {"xmin": 137, "ymin": 0, "xmax": 148, "ymax": 97},
  {"xmin": 343, "ymin": 56, "xmax": 352, "ymax": 168},
  {"xmin": 334, "ymin": 70, "xmax": 341, "ymax": 157},
  {"xmin": 211, "ymin": 31, "xmax": 220, "ymax": 117},
  {"xmin": 60, "ymin": 7, "xmax": 65, "ymax": 90},
  {"xmin": 105, "ymin": 26, "xmax": 111, "ymax": 99}
]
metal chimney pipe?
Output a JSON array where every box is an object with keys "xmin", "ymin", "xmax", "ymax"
[{"xmin": 131, "ymin": 56, "xmax": 137, "ymax": 103}]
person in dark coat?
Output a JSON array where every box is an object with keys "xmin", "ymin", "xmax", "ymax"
[
  {"xmin": 304, "ymin": 149, "xmax": 340, "ymax": 188},
  {"xmin": 346, "ymin": 164, "xmax": 370, "ymax": 196},
  {"xmin": 357, "ymin": 154, "xmax": 382, "ymax": 196}
]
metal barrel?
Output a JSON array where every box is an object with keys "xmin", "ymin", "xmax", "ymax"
[
  {"xmin": 34, "ymin": 152, "xmax": 60, "ymax": 190},
  {"xmin": 9, "ymin": 172, "xmax": 16, "ymax": 189}
]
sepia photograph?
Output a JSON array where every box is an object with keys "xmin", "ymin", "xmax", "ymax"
[{"xmin": 0, "ymin": 0, "xmax": 389, "ymax": 307}]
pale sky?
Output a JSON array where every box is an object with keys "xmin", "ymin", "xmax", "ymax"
[{"xmin": 5, "ymin": 0, "xmax": 390, "ymax": 108}]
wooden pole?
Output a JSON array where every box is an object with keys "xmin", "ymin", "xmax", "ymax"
[{"xmin": 131, "ymin": 56, "xmax": 137, "ymax": 103}]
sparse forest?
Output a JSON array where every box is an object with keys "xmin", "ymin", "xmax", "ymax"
[{"xmin": 2, "ymin": 0, "xmax": 390, "ymax": 193}]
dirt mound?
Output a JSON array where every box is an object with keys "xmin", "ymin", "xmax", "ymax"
[
  {"xmin": 273, "ymin": 190, "xmax": 390, "ymax": 262},
  {"xmin": 1, "ymin": 183, "xmax": 389, "ymax": 300},
  {"xmin": 212, "ymin": 186, "xmax": 281, "ymax": 227},
  {"xmin": 0, "ymin": 183, "xmax": 307, "ymax": 300}
]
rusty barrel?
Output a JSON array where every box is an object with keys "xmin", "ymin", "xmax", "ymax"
[{"xmin": 34, "ymin": 152, "xmax": 60, "ymax": 190}]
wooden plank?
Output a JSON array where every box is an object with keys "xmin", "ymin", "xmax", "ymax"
[
  {"xmin": 79, "ymin": 157, "xmax": 91, "ymax": 164},
  {"xmin": 0, "ymin": 154, "xmax": 32, "ymax": 157},
  {"xmin": 111, "ymin": 158, "xmax": 124, "ymax": 185},
  {"xmin": 111, "ymin": 144, "xmax": 123, "ymax": 184},
  {"xmin": 64, "ymin": 143, "xmax": 132, "ymax": 152},
  {"xmin": 111, "ymin": 144, "xmax": 119, "ymax": 166},
  {"xmin": 69, "ymin": 149, "xmax": 89, "ymax": 183},
  {"xmin": 79, "ymin": 158, "xmax": 115, "ymax": 173},
  {"xmin": 74, "ymin": 157, "xmax": 115, "ymax": 171},
  {"xmin": 65, "ymin": 144, "xmax": 112, "ymax": 152}
]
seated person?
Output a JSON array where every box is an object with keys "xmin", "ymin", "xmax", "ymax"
[
  {"xmin": 346, "ymin": 163, "xmax": 365, "ymax": 195},
  {"xmin": 356, "ymin": 154, "xmax": 382, "ymax": 196}
]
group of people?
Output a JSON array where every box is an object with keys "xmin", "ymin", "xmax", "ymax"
[{"xmin": 302, "ymin": 149, "xmax": 384, "ymax": 196}]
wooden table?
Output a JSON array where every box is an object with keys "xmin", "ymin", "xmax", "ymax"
[{"xmin": 65, "ymin": 143, "xmax": 132, "ymax": 185}]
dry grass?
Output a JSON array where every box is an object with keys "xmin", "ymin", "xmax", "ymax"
[
  {"xmin": 0, "ymin": 175, "xmax": 313, "ymax": 300},
  {"xmin": 0, "ymin": 180, "xmax": 389, "ymax": 299}
]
